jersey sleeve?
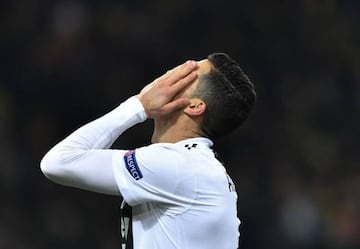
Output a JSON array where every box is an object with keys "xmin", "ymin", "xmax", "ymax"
[
  {"xmin": 112, "ymin": 144, "xmax": 196, "ymax": 206},
  {"xmin": 40, "ymin": 96, "xmax": 147, "ymax": 195}
]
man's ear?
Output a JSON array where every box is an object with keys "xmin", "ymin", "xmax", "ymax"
[{"xmin": 184, "ymin": 98, "xmax": 206, "ymax": 116}]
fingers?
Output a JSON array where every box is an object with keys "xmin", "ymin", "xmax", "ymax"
[
  {"xmin": 138, "ymin": 60, "xmax": 199, "ymax": 119},
  {"xmin": 156, "ymin": 60, "xmax": 198, "ymax": 86},
  {"xmin": 169, "ymin": 70, "xmax": 198, "ymax": 94},
  {"xmin": 158, "ymin": 60, "xmax": 199, "ymax": 98},
  {"xmin": 167, "ymin": 60, "xmax": 198, "ymax": 85}
]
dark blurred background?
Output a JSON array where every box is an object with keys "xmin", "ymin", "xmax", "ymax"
[{"xmin": 0, "ymin": 0, "xmax": 359, "ymax": 248}]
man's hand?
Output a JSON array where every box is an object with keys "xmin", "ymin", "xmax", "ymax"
[{"xmin": 138, "ymin": 60, "xmax": 199, "ymax": 119}]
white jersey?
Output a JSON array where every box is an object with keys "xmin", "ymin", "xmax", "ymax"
[
  {"xmin": 113, "ymin": 138, "xmax": 240, "ymax": 249},
  {"xmin": 40, "ymin": 96, "xmax": 240, "ymax": 249}
]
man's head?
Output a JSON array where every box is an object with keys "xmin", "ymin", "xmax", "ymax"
[
  {"xmin": 189, "ymin": 53, "xmax": 256, "ymax": 139},
  {"xmin": 139, "ymin": 53, "xmax": 255, "ymax": 143}
]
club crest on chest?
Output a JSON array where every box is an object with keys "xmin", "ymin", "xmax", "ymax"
[{"xmin": 184, "ymin": 144, "xmax": 198, "ymax": 150}]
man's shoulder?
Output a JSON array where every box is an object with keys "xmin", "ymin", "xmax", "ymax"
[
  {"xmin": 135, "ymin": 142, "xmax": 189, "ymax": 165},
  {"xmin": 133, "ymin": 137, "xmax": 214, "ymax": 168},
  {"xmin": 147, "ymin": 142, "xmax": 188, "ymax": 152},
  {"xmin": 147, "ymin": 137, "xmax": 213, "ymax": 152}
]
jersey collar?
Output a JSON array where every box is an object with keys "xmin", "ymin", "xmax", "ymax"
[{"xmin": 176, "ymin": 137, "xmax": 214, "ymax": 149}]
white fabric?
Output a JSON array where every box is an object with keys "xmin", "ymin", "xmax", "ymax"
[
  {"xmin": 41, "ymin": 96, "xmax": 146, "ymax": 195},
  {"xmin": 40, "ymin": 96, "xmax": 240, "ymax": 249}
]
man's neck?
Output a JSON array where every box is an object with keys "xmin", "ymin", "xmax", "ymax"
[{"xmin": 151, "ymin": 115, "xmax": 203, "ymax": 143}]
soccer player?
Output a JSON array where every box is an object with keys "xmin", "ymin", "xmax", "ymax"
[{"xmin": 40, "ymin": 53, "xmax": 256, "ymax": 249}]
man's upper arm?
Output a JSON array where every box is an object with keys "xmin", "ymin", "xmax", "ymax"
[
  {"xmin": 41, "ymin": 147, "xmax": 123, "ymax": 196},
  {"xmin": 112, "ymin": 144, "xmax": 194, "ymax": 206}
]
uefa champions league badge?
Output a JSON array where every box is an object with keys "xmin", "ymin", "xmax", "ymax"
[{"xmin": 124, "ymin": 150, "xmax": 143, "ymax": 180}]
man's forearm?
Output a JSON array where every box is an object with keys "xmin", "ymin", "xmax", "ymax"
[
  {"xmin": 39, "ymin": 96, "xmax": 147, "ymax": 195},
  {"xmin": 60, "ymin": 96, "xmax": 147, "ymax": 150}
]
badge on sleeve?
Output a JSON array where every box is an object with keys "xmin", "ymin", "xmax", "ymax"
[{"xmin": 124, "ymin": 150, "xmax": 143, "ymax": 180}]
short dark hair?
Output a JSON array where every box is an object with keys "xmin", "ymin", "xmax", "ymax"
[{"xmin": 192, "ymin": 53, "xmax": 256, "ymax": 139}]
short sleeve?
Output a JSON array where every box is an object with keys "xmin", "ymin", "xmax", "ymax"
[{"xmin": 112, "ymin": 144, "xmax": 196, "ymax": 206}]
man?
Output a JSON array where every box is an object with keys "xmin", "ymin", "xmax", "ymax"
[{"xmin": 40, "ymin": 53, "xmax": 256, "ymax": 249}]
